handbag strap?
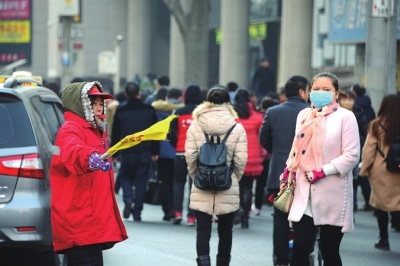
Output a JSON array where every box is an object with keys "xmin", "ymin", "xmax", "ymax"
[{"xmin": 287, "ymin": 170, "xmax": 292, "ymax": 183}]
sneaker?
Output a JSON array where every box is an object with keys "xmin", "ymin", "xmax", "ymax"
[
  {"xmin": 187, "ymin": 216, "xmax": 196, "ymax": 226},
  {"xmin": 252, "ymin": 204, "xmax": 261, "ymax": 216},
  {"xmin": 359, "ymin": 204, "xmax": 374, "ymax": 211},
  {"xmin": 173, "ymin": 211, "xmax": 182, "ymax": 225},
  {"xmin": 123, "ymin": 201, "xmax": 132, "ymax": 219},
  {"xmin": 374, "ymin": 238, "xmax": 390, "ymax": 251}
]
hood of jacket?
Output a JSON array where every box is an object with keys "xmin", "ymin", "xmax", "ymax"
[
  {"xmin": 192, "ymin": 102, "xmax": 238, "ymax": 135},
  {"xmin": 61, "ymin": 81, "xmax": 106, "ymax": 128},
  {"xmin": 152, "ymin": 99, "xmax": 184, "ymax": 113}
]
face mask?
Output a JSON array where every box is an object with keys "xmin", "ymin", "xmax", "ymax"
[{"xmin": 310, "ymin": 91, "xmax": 335, "ymax": 108}]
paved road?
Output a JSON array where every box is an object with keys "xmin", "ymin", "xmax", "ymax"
[{"xmin": 103, "ymin": 189, "xmax": 400, "ymax": 266}]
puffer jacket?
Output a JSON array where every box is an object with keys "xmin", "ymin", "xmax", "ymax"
[
  {"xmin": 185, "ymin": 102, "xmax": 248, "ymax": 215},
  {"xmin": 50, "ymin": 82, "xmax": 128, "ymax": 253},
  {"xmin": 235, "ymin": 102, "xmax": 264, "ymax": 176}
]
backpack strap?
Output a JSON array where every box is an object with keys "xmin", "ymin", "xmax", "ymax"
[
  {"xmin": 221, "ymin": 124, "xmax": 236, "ymax": 144},
  {"xmin": 377, "ymin": 145, "xmax": 386, "ymax": 160}
]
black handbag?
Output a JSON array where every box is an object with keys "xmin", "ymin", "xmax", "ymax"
[{"xmin": 144, "ymin": 161, "xmax": 163, "ymax": 205}]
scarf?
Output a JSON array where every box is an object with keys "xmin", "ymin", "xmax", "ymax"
[{"xmin": 286, "ymin": 100, "xmax": 340, "ymax": 172}]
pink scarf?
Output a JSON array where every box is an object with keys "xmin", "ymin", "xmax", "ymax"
[{"xmin": 286, "ymin": 101, "xmax": 340, "ymax": 172}]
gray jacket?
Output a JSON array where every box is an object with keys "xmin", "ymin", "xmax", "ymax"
[{"xmin": 259, "ymin": 96, "xmax": 309, "ymax": 189}]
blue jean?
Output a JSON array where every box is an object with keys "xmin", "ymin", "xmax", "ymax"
[{"xmin": 118, "ymin": 152, "xmax": 151, "ymax": 219}]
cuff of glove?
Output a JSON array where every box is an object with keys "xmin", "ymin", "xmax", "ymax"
[
  {"xmin": 306, "ymin": 170, "xmax": 325, "ymax": 184},
  {"xmin": 279, "ymin": 167, "xmax": 296, "ymax": 184}
]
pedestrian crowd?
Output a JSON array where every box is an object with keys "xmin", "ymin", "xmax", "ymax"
[{"xmin": 49, "ymin": 67, "xmax": 400, "ymax": 266}]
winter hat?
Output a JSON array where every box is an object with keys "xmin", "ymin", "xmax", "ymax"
[
  {"xmin": 183, "ymin": 84, "xmax": 202, "ymax": 104},
  {"xmin": 89, "ymin": 86, "xmax": 114, "ymax": 99}
]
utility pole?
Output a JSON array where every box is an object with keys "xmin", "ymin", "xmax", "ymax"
[
  {"xmin": 61, "ymin": 16, "xmax": 72, "ymax": 89},
  {"xmin": 58, "ymin": 0, "xmax": 80, "ymax": 90},
  {"xmin": 114, "ymin": 35, "xmax": 124, "ymax": 94},
  {"xmin": 365, "ymin": 0, "xmax": 397, "ymax": 112}
]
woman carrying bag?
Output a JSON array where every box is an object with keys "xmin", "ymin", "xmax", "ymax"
[
  {"xmin": 185, "ymin": 86, "xmax": 248, "ymax": 266},
  {"xmin": 359, "ymin": 94, "xmax": 400, "ymax": 251},
  {"xmin": 280, "ymin": 72, "xmax": 360, "ymax": 266}
]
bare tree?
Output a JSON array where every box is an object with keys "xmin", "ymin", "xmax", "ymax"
[{"xmin": 163, "ymin": 0, "xmax": 210, "ymax": 89}]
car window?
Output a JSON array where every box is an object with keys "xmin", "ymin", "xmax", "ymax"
[
  {"xmin": 0, "ymin": 94, "xmax": 36, "ymax": 148},
  {"xmin": 30, "ymin": 96, "xmax": 63, "ymax": 145}
]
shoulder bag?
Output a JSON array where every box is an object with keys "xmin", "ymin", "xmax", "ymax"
[{"xmin": 273, "ymin": 170, "xmax": 294, "ymax": 213}]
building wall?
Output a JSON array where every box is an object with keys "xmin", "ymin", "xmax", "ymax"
[{"xmin": 311, "ymin": 0, "xmax": 356, "ymax": 87}]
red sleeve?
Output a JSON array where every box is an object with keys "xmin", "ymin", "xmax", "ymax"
[{"xmin": 56, "ymin": 122, "xmax": 102, "ymax": 176}]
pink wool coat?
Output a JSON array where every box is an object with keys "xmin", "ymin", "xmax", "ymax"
[{"xmin": 288, "ymin": 107, "xmax": 360, "ymax": 233}]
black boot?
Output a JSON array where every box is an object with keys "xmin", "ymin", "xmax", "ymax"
[
  {"xmin": 241, "ymin": 215, "xmax": 249, "ymax": 229},
  {"xmin": 196, "ymin": 255, "xmax": 211, "ymax": 266},
  {"xmin": 123, "ymin": 201, "xmax": 132, "ymax": 219},
  {"xmin": 375, "ymin": 237, "xmax": 390, "ymax": 251},
  {"xmin": 216, "ymin": 255, "xmax": 230, "ymax": 266}
]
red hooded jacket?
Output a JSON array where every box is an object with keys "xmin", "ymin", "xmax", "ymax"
[{"xmin": 50, "ymin": 109, "xmax": 127, "ymax": 251}]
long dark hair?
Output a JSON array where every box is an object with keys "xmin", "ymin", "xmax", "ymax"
[
  {"xmin": 233, "ymin": 88, "xmax": 250, "ymax": 119},
  {"xmin": 370, "ymin": 94, "xmax": 400, "ymax": 146}
]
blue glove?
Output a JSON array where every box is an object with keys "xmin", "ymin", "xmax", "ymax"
[{"xmin": 88, "ymin": 152, "xmax": 111, "ymax": 172}]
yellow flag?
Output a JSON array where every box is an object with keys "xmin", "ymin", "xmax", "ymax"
[{"xmin": 101, "ymin": 114, "xmax": 178, "ymax": 159}]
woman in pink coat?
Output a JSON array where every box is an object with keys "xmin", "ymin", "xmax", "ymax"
[
  {"xmin": 233, "ymin": 88, "xmax": 264, "ymax": 228},
  {"xmin": 359, "ymin": 94, "xmax": 400, "ymax": 251},
  {"xmin": 280, "ymin": 72, "xmax": 360, "ymax": 266}
]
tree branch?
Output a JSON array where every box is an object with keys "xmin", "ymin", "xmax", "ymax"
[{"xmin": 162, "ymin": 0, "xmax": 187, "ymax": 35}]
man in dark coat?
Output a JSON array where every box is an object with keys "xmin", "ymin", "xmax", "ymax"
[
  {"xmin": 252, "ymin": 57, "xmax": 276, "ymax": 100},
  {"xmin": 112, "ymin": 82, "xmax": 159, "ymax": 222},
  {"xmin": 259, "ymin": 76, "xmax": 310, "ymax": 266}
]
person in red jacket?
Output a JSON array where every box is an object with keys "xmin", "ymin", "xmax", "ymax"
[
  {"xmin": 233, "ymin": 87, "xmax": 264, "ymax": 229},
  {"xmin": 168, "ymin": 85, "xmax": 203, "ymax": 226},
  {"xmin": 50, "ymin": 81, "xmax": 128, "ymax": 265}
]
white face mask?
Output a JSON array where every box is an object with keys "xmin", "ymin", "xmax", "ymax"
[{"xmin": 310, "ymin": 91, "xmax": 335, "ymax": 108}]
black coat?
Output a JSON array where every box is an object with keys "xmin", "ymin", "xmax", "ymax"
[
  {"xmin": 259, "ymin": 96, "xmax": 309, "ymax": 189},
  {"xmin": 252, "ymin": 66, "xmax": 276, "ymax": 98}
]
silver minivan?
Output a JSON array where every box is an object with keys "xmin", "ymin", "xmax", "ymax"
[{"xmin": 0, "ymin": 77, "xmax": 65, "ymax": 265}]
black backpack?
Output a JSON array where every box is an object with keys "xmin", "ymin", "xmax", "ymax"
[
  {"xmin": 194, "ymin": 124, "xmax": 236, "ymax": 191},
  {"xmin": 377, "ymin": 123, "xmax": 400, "ymax": 173},
  {"xmin": 377, "ymin": 138, "xmax": 400, "ymax": 173}
]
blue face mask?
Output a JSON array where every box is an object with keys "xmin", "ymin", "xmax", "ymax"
[{"xmin": 310, "ymin": 91, "xmax": 334, "ymax": 108}]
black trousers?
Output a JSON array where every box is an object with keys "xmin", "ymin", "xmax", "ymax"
[
  {"xmin": 376, "ymin": 209, "xmax": 389, "ymax": 240},
  {"xmin": 195, "ymin": 210, "xmax": 235, "ymax": 260},
  {"xmin": 65, "ymin": 244, "xmax": 103, "ymax": 266},
  {"xmin": 239, "ymin": 176, "xmax": 254, "ymax": 217},
  {"xmin": 172, "ymin": 155, "xmax": 195, "ymax": 217},
  {"xmin": 157, "ymin": 158, "xmax": 174, "ymax": 216},
  {"xmin": 272, "ymin": 200, "xmax": 290, "ymax": 265},
  {"xmin": 290, "ymin": 215, "xmax": 344, "ymax": 266},
  {"xmin": 255, "ymin": 159, "xmax": 270, "ymax": 209}
]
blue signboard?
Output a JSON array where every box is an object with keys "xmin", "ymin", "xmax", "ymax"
[{"xmin": 328, "ymin": 0, "xmax": 400, "ymax": 43}]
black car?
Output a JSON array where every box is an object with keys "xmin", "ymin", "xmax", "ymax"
[{"xmin": 0, "ymin": 76, "xmax": 65, "ymax": 265}]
